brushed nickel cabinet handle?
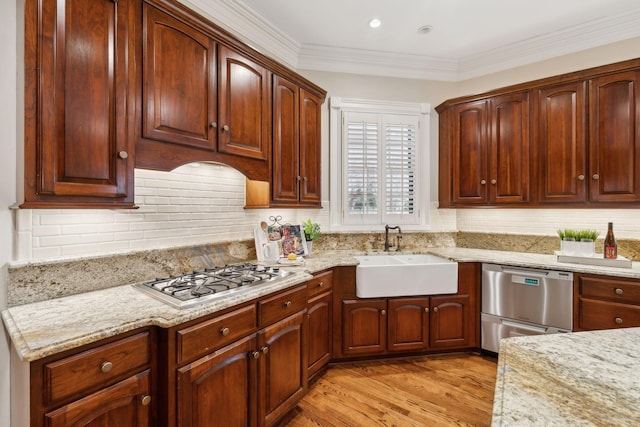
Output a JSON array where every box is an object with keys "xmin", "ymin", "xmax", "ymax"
[
  {"xmin": 491, "ymin": 179, "xmax": 497, "ymax": 185},
  {"xmin": 220, "ymin": 327, "xmax": 230, "ymax": 336},
  {"xmin": 317, "ymin": 281, "xmax": 324, "ymax": 288},
  {"xmin": 210, "ymin": 121, "xmax": 217, "ymax": 128},
  {"xmin": 433, "ymin": 307, "xmax": 439, "ymax": 313},
  {"xmin": 141, "ymin": 395, "xmax": 151, "ymax": 406},
  {"xmin": 118, "ymin": 151, "xmax": 128, "ymax": 159},
  {"xmin": 480, "ymin": 179, "xmax": 486, "ymax": 185},
  {"xmin": 615, "ymin": 288, "xmax": 623, "ymax": 295},
  {"xmin": 592, "ymin": 174, "xmax": 600, "ymax": 180},
  {"xmin": 251, "ymin": 351, "xmax": 260, "ymax": 359},
  {"xmin": 101, "ymin": 361, "xmax": 113, "ymax": 373},
  {"xmin": 424, "ymin": 307, "xmax": 429, "ymax": 313},
  {"xmin": 381, "ymin": 310, "xmax": 386, "ymax": 316},
  {"xmin": 261, "ymin": 346, "xmax": 269, "ymax": 354},
  {"xmin": 615, "ymin": 317, "xmax": 623, "ymax": 325},
  {"xmin": 283, "ymin": 301, "xmax": 292, "ymax": 308},
  {"xmin": 222, "ymin": 124, "xmax": 229, "ymax": 131},
  {"xmin": 577, "ymin": 174, "xmax": 585, "ymax": 181}
]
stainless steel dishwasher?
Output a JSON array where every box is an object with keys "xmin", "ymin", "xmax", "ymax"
[{"xmin": 481, "ymin": 263, "xmax": 573, "ymax": 354}]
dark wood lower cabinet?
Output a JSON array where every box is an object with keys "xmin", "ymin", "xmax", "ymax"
[
  {"xmin": 306, "ymin": 291, "xmax": 332, "ymax": 378},
  {"xmin": 258, "ymin": 311, "xmax": 306, "ymax": 427},
  {"xmin": 429, "ymin": 295, "xmax": 472, "ymax": 349},
  {"xmin": 575, "ymin": 273, "xmax": 640, "ymax": 331},
  {"xmin": 44, "ymin": 371, "xmax": 151, "ymax": 427},
  {"xmin": 387, "ymin": 298, "xmax": 430, "ymax": 352},
  {"xmin": 177, "ymin": 334, "xmax": 257, "ymax": 427},
  {"xmin": 342, "ymin": 299, "xmax": 387, "ymax": 356}
]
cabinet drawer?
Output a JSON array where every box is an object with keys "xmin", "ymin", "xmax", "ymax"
[
  {"xmin": 259, "ymin": 286, "xmax": 307, "ymax": 327},
  {"xmin": 579, "ymin": 276, "xmax": 640, "ymax": 304},
  {"xmin": 177, "ymin": 304, "xmax": 257, "ymax": 364},
  {"xmin": 44, "ymin": 331, "xmax": 150, "ymax": 405},
  {"xmin": 307, "ymin": 270, "xmax": 334, "ymax": 299},
  {"xmin": 579, "ymin": 298, "xmax": 640, "ymax": 330}
]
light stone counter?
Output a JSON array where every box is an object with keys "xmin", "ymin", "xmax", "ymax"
[
  {"xmin": 492, "ymin": 328, "xmax": 640, "ymax": 426},
  {"xmin": 3, "ymin": 247, "xmax": 640, "ymax": 363}
]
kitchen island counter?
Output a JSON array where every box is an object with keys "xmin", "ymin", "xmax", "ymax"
[{"xmin": 492, "ymin": 327, "xmax": 640, "ymax": 426}]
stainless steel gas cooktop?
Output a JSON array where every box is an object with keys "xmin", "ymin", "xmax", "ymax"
[{"xmin": 134, "ymin": 262, "xmax": 294, "ymax": 309}]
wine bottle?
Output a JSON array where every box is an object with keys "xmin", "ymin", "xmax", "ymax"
[{"xmin": 604, "ymin": 222, "xmax": 617, "ymax": 259}]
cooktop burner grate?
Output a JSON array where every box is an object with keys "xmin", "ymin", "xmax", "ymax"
[{"xmin": 133, "ymin": 263, "xmax": 294, "ymax": 309}]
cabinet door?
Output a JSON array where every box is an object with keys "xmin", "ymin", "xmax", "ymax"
[
  {"xmin": 451, "ymin": 100, "xmax": 489, "ymax": 204},
  {"xmin": 143, "ymin": 5, "xmax": 217, "ymax": 150},
  {"xmin": 272, "ymin": 75, "xmax": 300, "ymax": 204},
  {"xmin": 489, "ymin": 92, "xmax": 530, "ymax": 204},
  {"xmin": 44, "ymin": 370, "xmax": 151, "ymax": 427},
  {"xmin": 306, "ymin": 291, "xmax": 332, "ymax": 378},
  {"xmin": 299, "ymin": 89, "xmax": 323, "ymax": 205},
  {"xmin": 177, "ymin": 334, "xmax": 258, "ymax": 427},
  {"xmin": 429, "ymin": 295, "xmax": 472, "ymax": 350},
  {"xmin": 342, "ymin": 299, "xmax": 387, "ymax": 356},
  {"xmin": 218, "ymin": 46, "xmax": 270, "ymax": 160},
  {"xmin": 387, "ymin": 298, "xmax": 429, "ymax": 352},
  {"xmin": 535, "ymin": 82, "xmax": 588, "ymax": 203},
  {"xmin": 258, "ymin": 311, "xmax": 305, "ymax": 427},
  {"xmin": 24, "ymin": 0, "xmax": 134, "ymax": 206},
  {"xmin": 589, "ymin": 70, "xmax": 640, "ymax": 202}
]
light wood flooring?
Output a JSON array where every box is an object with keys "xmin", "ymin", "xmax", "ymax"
[{"xmin": 277, "ymin": 353, "xmax": 498, "ymax": 427}]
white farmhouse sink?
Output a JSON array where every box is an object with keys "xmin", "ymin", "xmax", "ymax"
[{"xmin": 354, "ymin": 254, "xmax": 458, "ymax": 298}]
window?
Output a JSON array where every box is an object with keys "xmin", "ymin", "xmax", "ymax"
[{"xmin": 330, "ymin": 98, "xmax": 430, "ymax": 230}]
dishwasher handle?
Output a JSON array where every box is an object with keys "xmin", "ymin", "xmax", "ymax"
[{"xmin": 500, "ymin": 267, "xmax": 550, "ymax": 278}]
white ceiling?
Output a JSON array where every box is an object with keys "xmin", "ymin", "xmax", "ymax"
[{"xmin": 210, "ymin": 0, "xmax": 640, "ymax": 81}]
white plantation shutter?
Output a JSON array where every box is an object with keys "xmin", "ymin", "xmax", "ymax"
[
  {"xmin": 384, "ymin": 116, "xmax": 418, "ymax": 221},
  {"xmin": 342, "ymin": 111, "xmax": 420, "ymax": 225}
]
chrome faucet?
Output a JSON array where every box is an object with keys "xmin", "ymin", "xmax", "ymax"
[{"xmin": 384, "ymin": 225, "xmax": 403, "ymax": 251}]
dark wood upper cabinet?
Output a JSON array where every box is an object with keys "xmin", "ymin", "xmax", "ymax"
[
  {"xmin": 438, "ymin": 57, "xmax": 640, "ymax": 208},
  {"xmin": 534, "ymin": 81, "xmax": 588, "ymax": 204},
  {"xmin": 218, "ymin": 46, "xmax": 270, "ymax": 161},
  {"xmin": 143, "ymin": 5, "xmax": 217, "ymax": 150},
  {"xmin": 588, "ymin": 70, "xmax": 640, "ymax": 202},
  {"xmin": 445, "ymin": 92, "xmax": 529, "ymax": 206},
  {"xmin": 23, "ymin": 0, "xmax": 136, "ymax": 208},
  {"xmin": 299, "ymin": 89, "xmax": 323, "ymax": 205}
]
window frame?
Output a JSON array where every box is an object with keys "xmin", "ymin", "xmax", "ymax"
[{"xmin": 329, "ymin": 97, "xmax": 431, "ymax": 231}]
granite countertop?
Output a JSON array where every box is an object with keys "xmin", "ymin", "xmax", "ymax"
[
  {"xmin": 492, "ymin": 327, "xmax": 640, "ymax": 426},
  {"xmin": 3, "ymin": 247, "xmax": 640, "ymax": 363}
]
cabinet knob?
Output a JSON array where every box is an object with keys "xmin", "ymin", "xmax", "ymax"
[
  {"xmin": 303, "ymin": 176, "xmax": 308, "ymax": 182},
  {"xmin": 424, "ymin": 307, "xmax": 429, "ymax": 313},
  {"xmin": 251, "ymin": 351, "xmax": 260, "ymax": 359},
  {"xmin": 210, "ymin": 121, "xmax": 217, "ymax": 128},
  {"xmin": 381, "ymin": 309, "xmax": 386, "ymax": 316},
  {"xmin": 577, "ymin": 174, "xmax": 585, "ymax": 181},
  {"xmin": 491, "ymin": 179, "xmax": 497, "ymax": 185},
  {"xmin": 283, "ymin": 300, "xmax": 292, "ymax": 308},
  {"xmin": 118, "ymin": 151, "xmax": 128, "ymax": 159},
  {"xmin": 220, "ymin": 327, "xmax": 230, "ymax": 336},
  {"xmin": 222, "ymin": 124, "xmax": 230, "ymax": 132},
  {"xmin": 317, "ymin": 281, "xmax": 324, "ymax": 288},
  {"xmin": 592, "ymin": 174, "xmax": 600, "ymax": 180},
  {"xmin": 615, "ymin": 317, "xmax": 623, "ymax": 325},
  {"xmin": 296, "ymin": 176, "xmax": 301, "ymax": 181},
  {"xmin": 101, "ymin": 361, "xmax": 113, "ymax": 373},
  {"xmin": 480, "ymin": 179, "xmax": 486, "ymax": 185},
  {"xmin": 141, "ymin": 395, "xmax": 151, "ymax": 406},
  {"xmin": 615, "ymin": 288, "xmax": 624, "ymax": 295},
  {"xmin": 433, "ymin": 307, "xmax": 439, "ymax": 313},
  {"xmin": 261, "ymin": 346, "xmax": 269, "ymax": 354}
]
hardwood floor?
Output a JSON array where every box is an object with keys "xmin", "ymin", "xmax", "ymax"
[{"xmin": 277, "ymin": 353, "xmax": 498, "ymax": 427}]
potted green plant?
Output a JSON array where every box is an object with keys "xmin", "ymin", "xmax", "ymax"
[
  {"xmin": 302, "ymin": 219, "xmax": 320, "ymax": 255},
  {"xmin": 557, "ymin": 228, "xmax": 599, "ymax": 256}
]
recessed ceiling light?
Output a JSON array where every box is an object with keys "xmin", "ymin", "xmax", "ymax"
[
  {"xmin": 417, "ymin": 25, "xmax": 433, "ymax": 35},
  {"xmin": 369, "ymin": 18, "xmax": 382, "ymax": 29}
]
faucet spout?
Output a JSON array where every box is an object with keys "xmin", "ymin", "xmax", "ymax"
[{"xmin": 384, "ymin": 225, "xmax": 402, "ymax": 251}]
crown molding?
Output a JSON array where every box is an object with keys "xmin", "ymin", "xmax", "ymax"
[
  {"xmin": 179, "ymin": 0, "xmax": 301, "ymax": 68},
  {"xmin": 184, "ymin": 1, "xmax": 640, "ymax": 82}
]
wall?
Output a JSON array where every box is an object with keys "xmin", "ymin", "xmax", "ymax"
[{"xmin": 1, "ymin": 0, "xmax": 17, "ymax": 423}]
